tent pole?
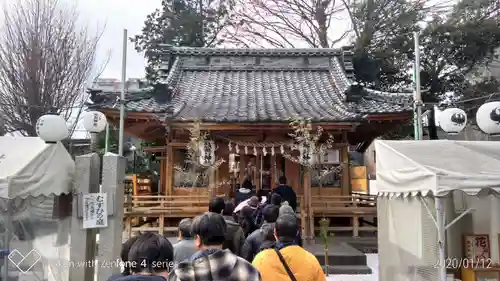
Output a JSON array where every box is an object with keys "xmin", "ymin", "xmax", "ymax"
[
  {"xmin": 435, "ymin": 196, "xmax": 446, "ymax": 281},
  {"xmin": 445, "ymin": 207, "xmax": 473, "ymax": 230},
  {"xmin": 419, "ymin": 195, "xmax": 438, "ymax": 228},
  {"xmin": 2, "ymin": 203, "xmax": 11, "ymax": 281}
]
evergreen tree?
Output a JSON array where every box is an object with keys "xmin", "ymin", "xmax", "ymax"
[{"xmin": 131, "ymin": 0, "xmax": 234, "ymax": 81}]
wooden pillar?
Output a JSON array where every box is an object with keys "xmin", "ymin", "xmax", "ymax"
[
  {"xmin": 209, "ymin": 166, "xmax": 217, "ymax": 198},
  {"xmin": 166, "ymin": 145, "xmax": 174, "ymax": 196},
  {"xmin": 256, "ymin": 155, "xmax": 262, "ymax": 191},
  {"xmin": 303, "ymin": 168, "xmax": 313, "ymax": 239},
  {"xmin": 341, "ymin": 133, "xmax": 351, "ymax": 196},
  {"xmin": 239, "ymin": 155, "xmax": 247, "ymax": 185},
  {"xmin": 271, "ymin": 155, "xmax": 277, "ymax": 188},
  {"xmin": 160, "ymin": 156, "xmax": 166, "ymax": 195}
]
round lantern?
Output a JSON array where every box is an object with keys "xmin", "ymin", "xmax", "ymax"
[
  {"xmin": 438, "ymin": 107, "xmax": 467, "ymax": 135},
  {"xmin": 476, "ymin": 101, "xmax": 500, "ymax": 136},
  {"xmin": 36, "ymin": 114, "xmax": 69, "ymax": 143},
  {"xmin": 82, "ymin": 111, "xmax": 107, "ymax": 133},
  {"xmin": 198, "ymin": 140, "xmax": 215, "ymax": 166}
]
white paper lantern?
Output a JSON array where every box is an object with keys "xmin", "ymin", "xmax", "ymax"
[
  {"xmin": 438, "ymin": 107, "xmax": 467, "ymax": 134},
  {"xmin": 476, "ymin": 101, "xmax": 500, "ymax": 135},
  {"xmin": 198, "ymin": 140, "xmax": 215, "ymax": 166},
  {"xmin": 83, "ymin": 111, "xmax": 108, "ymax": 133},
  {"xmin": 36, "ymin": 114, "xmax": 69, "ymax": 143}
]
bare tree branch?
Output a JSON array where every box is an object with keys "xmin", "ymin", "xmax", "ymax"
[
  {"xmin": 0, "ymin": 0, "xmax": 102, "ymax": 136},
  {"xmin": 222, "ymin": 0, "xmax": 345, "ymax": 48}
]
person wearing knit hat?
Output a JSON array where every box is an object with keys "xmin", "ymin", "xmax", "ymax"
[
  {"xmin": 278, "ymin": 202, "xmax": 302, "ymax": 246},
  {"xmin": 278, "ymin": 202, "xmax": 294, "ymax": 217}
]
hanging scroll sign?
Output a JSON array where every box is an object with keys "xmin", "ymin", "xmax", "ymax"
[
  {"xmin": 82, "ymin": 193, "xmax": 108, "ymax": 229},
  {"xmin": 198, "ymin": 140, "xmax": 215, "ymax": 166},
  {"xmin": 464, "ymin": 234, "xmax": 492, "ymax": 266}
]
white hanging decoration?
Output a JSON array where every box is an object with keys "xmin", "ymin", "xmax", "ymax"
[
  {"xmin": 198, "ymin": 140, "xmax": 215, "ymax": 166},
  {"xmin": 244, "ymin": 146, "xmax": 248, "ymax": 155},
  {"xmin": 253, "ymin": 146, "xmax": 257, "ymax": 156},
  {"xmin": 271, "ymin": 146, "xmax": 275, "ymax": 156},
  {"xmin": 263, "ymin": 147, "xmax": 267, "ymax": 156},
  {"xmin": 228, "ymin": 141, "xmax": 233, "ymax": 152},
  {"xmin": 280, "ymin": 145, "xmax": 284, "ymax": 154},
  {"xmin": 476, "ymin": 101, "xmax": 500, "ymax": 136},
  {"xmin": 438, "ymin": 107, "xmax": 467, "ymax": 135},
  {"xmin": 299, "ymin": 143, "xmax": 316, "ymax": 165},
  {"xmin": 235, "ymin": 145, "xmax": 240, "ymax": 154}
]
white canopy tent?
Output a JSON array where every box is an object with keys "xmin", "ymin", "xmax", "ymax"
[
  {"xmin": 376, "ymin": 140, "xmax": 500, "ymax": 281},
  {"xmin": 0, "ymin": 136, "xmax": 75, "ymax": 281},
  {"xmin": 0, "ymin": 136, "xmax": 74, "ymax": 199}
]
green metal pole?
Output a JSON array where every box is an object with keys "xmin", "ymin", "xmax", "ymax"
[{"xmin": 104, "ymin": 124, "xmax": 109, "ymax": 153}]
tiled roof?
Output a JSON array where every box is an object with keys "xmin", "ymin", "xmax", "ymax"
[{"xmin": 89, "ymin": 47, "xmax": 412, "ymax": 122}]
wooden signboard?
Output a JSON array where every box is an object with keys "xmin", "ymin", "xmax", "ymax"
[
  {"xmin": 350, "ymin": 166, "xmax": 368, "ymax": 193},
  {"xmin": 464, "ymin": 234, "xmax": 491, "ymax": 265}
]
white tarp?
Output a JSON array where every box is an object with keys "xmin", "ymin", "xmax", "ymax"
[
  {"xmin": 375, "ymin": 140, "xmax": 500, "ymax": 197},
  {"xmin": 0, "ymin": 136, "xmax": 75, "ymax": 199}
]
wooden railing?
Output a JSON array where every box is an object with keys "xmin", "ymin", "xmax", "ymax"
[
  {"xmin": 299, "ymin": 194, "xmax": 377, "ymax": 237},
  {"xmin": 123, "ymin": 195, "xmax": 223, "ymax": 238}
]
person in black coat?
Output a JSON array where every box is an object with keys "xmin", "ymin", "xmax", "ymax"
[
  {"xmin": 234, "ymin": 179, "xmax": 255, "ymax": 206},
  {"xmin": 273, "ymin": 176, "xmax": 297, "ymax": 211}
]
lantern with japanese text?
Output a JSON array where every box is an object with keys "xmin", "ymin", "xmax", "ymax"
[
  {"xmin": 83, "ymin": 111, "xmax": 108, "ymax": 133},
  {"xmin": 36, "ymin": 113, "xmax": 69, "ymax": 143},
  {"xmin": 476, "ymin": 101, "xmax": 500, "ymax": 136},
  {"xmin": 438, "ymin": 107, "xmax": 467, "ymax": 135}
]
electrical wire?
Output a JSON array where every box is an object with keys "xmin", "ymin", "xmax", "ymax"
[
  {"xmin": 0, "ymin": 86, "xmax": 497, "ymax": 110},
  {"xmin": 0, "ymin": 102, "xmax": 86, "ymax": 110}
]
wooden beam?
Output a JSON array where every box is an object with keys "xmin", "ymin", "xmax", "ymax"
[
  {"xmin": 101, "ymin": 109, "xmax": 157, "ymax": 120},
  {"xmin": 167, "ymin": 142, "xmax": 188, "ymax": 148},
  {"xmin": 143, "ymin": 146, "xmax": 168, "ymax": 153},
  {"xmin": 172, "ymin": 122, "xmax": 359, "ymax": 131},
  {"xmin": 366, "ymin": 113, "xmax": 412, "ymax": 121}
]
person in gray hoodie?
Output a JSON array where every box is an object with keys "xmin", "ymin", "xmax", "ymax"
[
  {"xmin": 116, "ymin": 232, "xmax": 173, "ymax": 281},
  {"xmin": 173, "ymin": 218, "xmax": 197, "ymax": 263},
  {"xmin": 241, "ymin": 204, "xmax": 280, "ymax": 262}
]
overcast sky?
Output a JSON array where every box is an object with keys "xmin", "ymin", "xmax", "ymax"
[{"xmin": 73, "ymin": 0, "xmax": 162, "ymax": 80}]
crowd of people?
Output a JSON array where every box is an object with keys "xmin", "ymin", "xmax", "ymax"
[{"xmin": 107, "ymin": 176, "xmax": 326, "ymax": 281}]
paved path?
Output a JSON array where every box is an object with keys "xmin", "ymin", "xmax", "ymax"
[{"xmin": 326, "ymin": 254, "xmax": 378, "ymax": 281}]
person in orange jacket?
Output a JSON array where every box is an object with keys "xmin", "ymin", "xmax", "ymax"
[{"xmin": 252, "ymin": 214, "xmax": 326, "ymax": 281}]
